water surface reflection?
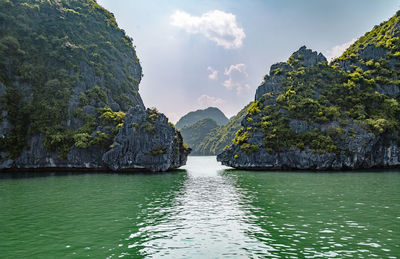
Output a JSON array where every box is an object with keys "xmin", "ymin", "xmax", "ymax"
[
  {"xmin": 0, "ymin": 157, "xmax": 399, "ymax": 258},
  {"xmin": 224, "ymin": 168, "xmax": 400, "ymax": 258},
  {"xmin": 133, "ymin": 156, "xmax": 275, "ymax": 258}
]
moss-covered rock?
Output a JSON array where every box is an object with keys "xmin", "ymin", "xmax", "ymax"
[
  {"xmin": 218, "ymin": 11, "xmax": 400, "ymax": 170},
  {"xmin": 0, "ymin": 0, "xmax": 189, "ymax": 171}
]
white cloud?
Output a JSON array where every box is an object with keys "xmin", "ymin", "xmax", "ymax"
[
  {"xmin": 170, "ymin": 10, "xmax": 245, "ymax": 49},
  {"xmin": 222, "ymin": 78, "xmax": 234, "ymax": 90},
  {"xmin": 222, "ymin": 63, "xmax": 250, "ymax": 96},
  {"xmin": 197, "ymin": 94, "xmax": 227, "ymax": 108},
  {"xmin": 325, "ymin": 38, "xmax": 357, "ymax": 61},
  {"xmin": 207, "ymin": 66, "xmax": 218, "ymax": 80},
  {"xmin": 237, "ymin": 84, "xmax": 251, "ymax": 96},
  {"xmin": 224, "ymin": 63, "xmax": 247, "ymax": 76}
]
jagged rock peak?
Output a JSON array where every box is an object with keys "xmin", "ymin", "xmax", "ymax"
[
  {"xmin": 290, "ymin": 46, "xmax": 327, "ymax": 67},
  {"xmin": 255, "ymin": 46, "xmax": 327, "ymax": 100},
  {"xmin": 219, "ymin": 11, "xmax": 400, "ymax": 171},
  {"xmin": 103, "ymin": 106, "xmax": 191, "ymax": 172}
]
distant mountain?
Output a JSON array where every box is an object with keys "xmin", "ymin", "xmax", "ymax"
[
  {"xmin": 180, "ymin": 118, "xmax": 219, "ymax": 155},
  {"xmin": 175, "ymin": 107, "xmax": 228, "ymax": 129},
  {"xmin": 196, "ymin": 103, "xmax": 250, "ymax": 156}
]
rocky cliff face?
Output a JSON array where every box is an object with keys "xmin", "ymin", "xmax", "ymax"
[
  {"xmin": 0, "ymin": 0, "xmax": 189, "ymax": 172},
  {"xmin": 218, "ymin": 12, "xmax": 400, "ymax": 170},
  {"xmin": 218, "ymin": 118, "xmax": 400, "ymax": 170},
  {"xmin": 255, "ymin": 46, "xmax": 326, "ymax": 100},
  {"xmin": 1, "ymin": 106, "xmax": 190, "ymax": 172},
  {"xmin": 103, "ymin": 106, "xmax": 190, "ymax": 172}
]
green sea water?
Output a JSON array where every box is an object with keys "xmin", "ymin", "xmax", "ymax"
[{"xmin": 0, "ymin": 156, "xmax": 399, "ymax": 258}]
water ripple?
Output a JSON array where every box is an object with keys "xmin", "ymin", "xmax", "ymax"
[{"xmin": 0, "ymin": 157, "xmax": 399, "ymax": 258}]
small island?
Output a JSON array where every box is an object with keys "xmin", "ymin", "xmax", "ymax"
[
  {"xmin": 0, "ymin": 0, "xmax": 190, "ymax": 172},
  {"xmin": 218, "ymin": 13, "xmax": 400, "ymax": 170}
]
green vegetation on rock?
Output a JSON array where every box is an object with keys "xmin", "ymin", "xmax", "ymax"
[
  {"xmin": 0, "ymin": 0, "xmax": 143, "ymax": 159},
  {"xmin": 338, "ymin": 11, "xmax": 400, "ymax": 62},
  {"xmin": 219, "ymin": 11, "xmax": 400, "ymax": 170},
  {"xmin": 146, "ymin": 146, "xmax": 167, "ymax": 156}
]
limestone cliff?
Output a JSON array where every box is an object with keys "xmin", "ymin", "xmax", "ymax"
[
  {"xmin": 0, "ymin": 0, "xmax": 189, "ymax": 172},
  {"xmin": 218, "ymin": 12, "xmax": 400, "ymax": 170}
]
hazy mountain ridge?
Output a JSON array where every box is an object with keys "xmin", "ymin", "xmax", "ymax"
[
  {"xmin": 175, "ymin": 107, "xmax": 228, "ymax": 129},
  {"xmin": 196, "ymin": 104, "xmax": 250, "ymax": 156},
  {"xmin": 175, "ymin": 107, "xmax": 229, "ymax": 155},
  {"xmin": 180, "ymin": 118, "xmax": 220, "ymax": 155}
]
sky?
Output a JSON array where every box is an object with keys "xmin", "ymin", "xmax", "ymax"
[{"xmin": 97, "ymin": 0, "xmax": 400, "ymax": 123}]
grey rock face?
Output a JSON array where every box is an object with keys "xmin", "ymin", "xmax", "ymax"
[
  {"xmin": 219, "ymin": 45, "xmax": 400, "ymax": 171},
  {"xmin": 338, "ymin": 45, "xmax": 388, "ymax": 73},
  {"xmin": 292, "ymin": 46, "xmax": 327, "ymax": 67},
  {"xmin": 0, "ymin": 83, "xmax": 12, "ymax": 138},
  {"xmin": 0, "ymin": 82, "xmax": 6, "ymax": 98},
  {"xmin": 255, "ymin": 46, "xmax": 327, "ymax": 100},
  {"xmin": 0, "ymin": 110, "xmax": 12, "ymax": 138},
  {"xmin": 270, "ymin": 62, "xmax": 291, "ymax": 72},
  {"xmin": 338, "ymin": 43, "xmax": 399, "ymax": 100},
  {"xmin": 217, "ymin": 121, "xmax": 400, "ymax": 170},
  {"xmin": 359, "ymin": 45, "xmax": 387, "ymax": 61},
  {"xmin": 13, "ymin": 79, "xmax": 33, "ymax": 104},
  {"xmin": 83, "ymin": 105, "xmax": 97, "ymax": 116},
  {"xmin": 376, "ymin": 85, "xmax": 400, "ymax": 98},
  {"xmin": 255, "ymin": 62, "xmax": 290, "ymax": 100},
  {"xmin": 338, "ymin": 59, "xmax": 357, "ymax": 72},
  {"xmin": 289, "ymin": 119, "xmax": 314, "ymax": 134},
  {"xmin": 1, "ymin": 133, "xmax": 105, "ymax": 170},
  {"xmin": 1, "ymin": 107, "xmax": 190, "ymax": 172},
  {"xmin": 255, "ymin": 75, "xmax": 285, "ymax": 101},
  {"xmin": 103, "ymin": 106, "xmax": 190, "ymax": 172},
  {"xmin": 1, "ymin": 65, "xmax": 188, "ymax": 172},
  {"xmin": 0, "ymin": 0, "xmax": 190, "ymax": 172}
]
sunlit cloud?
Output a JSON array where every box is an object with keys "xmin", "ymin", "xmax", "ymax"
[
  {"xmin": 207, "ymin": 66, "xmax": 218, "ymax": 80},
  {"xmin": 237, "ymin": 84, "xmax": 251, "ymax": 96},
  {"xmin": 224, "ymin": 63, "xmax": 247, "ymax": 77},
  {"xmin": 197, "ymin": 94, "xmax": 227, "ymax": 108},
  {"xmin": 170, "ymin": 10, "xmax": 245, "ymax": 49},
  {"xmin": 222, "ymin": 63, "xmax": 250, "ymax": 96},
  {"xmin": 325, "ymin": 38, "xmax": 357, "ymax": 61},
  {"xmin": 222, "ymin": 78, "xmax": 235, "ymax": 90}
]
